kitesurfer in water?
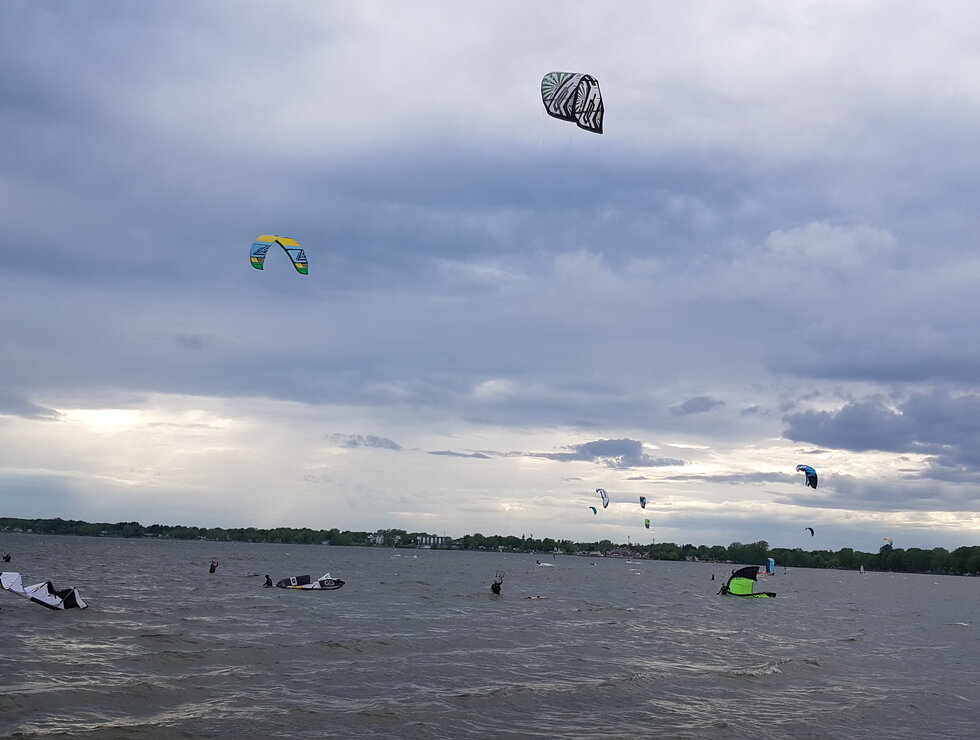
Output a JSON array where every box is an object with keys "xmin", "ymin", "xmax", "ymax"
[
  {"xmin": 490, "ymin": 571, "xmax": 504, "ymax": 595},
  {"xmin": 1, "ymin": 553, "xmax": 10, "ymax": 562},
  {"xmin": 263, "ymin": 575, "xmax": 273, "ymax": 588},
  {"xmin": 717, "ymin": 569, "xmax": 734, "ymax": 595},
  {"xmin": 209, "ymin": 560, "xmax": 219, "ymax": 573}
]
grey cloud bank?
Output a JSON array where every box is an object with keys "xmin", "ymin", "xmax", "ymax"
[{"xmin": 2, "ymin": 1, "xmax": 979, "ymax": 551}]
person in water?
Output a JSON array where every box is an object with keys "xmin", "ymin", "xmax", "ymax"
[
  {"xmin": 717, "ymin": 569, "xmax": 736, "ymax": 595},
  {"xmin": 1, "ymin": 553, "xmax": 10, "ymax": 562},
  {"xmin": 263, "ymin": 575, "xmax": 273, "ymax": 588},
  {"xmin": 209, "ymin": 560, "xmax": 219, "ymax": 573},
  {"xmin": 490, "ymin": 571, "xmax": 504, "ymax": 595}
]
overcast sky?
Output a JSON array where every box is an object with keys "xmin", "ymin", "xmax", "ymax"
[{"xmin": 3, "ymin": 1, "xmax": 980, "ymax": 552}]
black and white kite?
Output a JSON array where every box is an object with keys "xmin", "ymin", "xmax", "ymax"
[
  {"xmin": 1, "ymin": 571, "xmax": 88, "ymax": 610},
  {"xmin": 541, "ymin": 72, "xmax": 604, "ymax": 134},
  {"xmin": 275, "ymin": 572, "xmax": 345, "ymax": 590}
]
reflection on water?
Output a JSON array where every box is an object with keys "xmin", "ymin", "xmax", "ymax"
[{"xmin": 1, "ymin": 534, "xmax": 977, "ymax": 739}]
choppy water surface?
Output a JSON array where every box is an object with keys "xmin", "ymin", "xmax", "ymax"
[{"xmin": 1, "ymin": 535, "xmax": 978, "ymax": 739}]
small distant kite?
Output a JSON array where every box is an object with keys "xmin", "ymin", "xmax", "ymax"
[
  {"xmin": 796, "ymin": 464, "xmax": 818, "ymax": 489},
  {"xmin": 250, "ymin": 235, "xmax": 308, "ymax": 275},
  {"xmin": 541, "ymin": 72, "xmax": 604, "ymax": 134},
  {"xmin": 805, "ymin": 527, "xmax": 815, "ymax": 537},
  {"xmin": 883, "ymin": 537, "xmax": 893, "ymax": 547},
  {"xmin": 596, "ymin": 488, "xmax": 610, "ymax": 509},
  {"xmin": 644, "ymin": 518, "xmax": 651, "ymax": 529},
  {"xmin": 639, "ymin": 496, "xmax": 647, "ymax": 509},
  {"xmin": 589, "ymin": 506, "xmax": 597, "ymax": 515}
]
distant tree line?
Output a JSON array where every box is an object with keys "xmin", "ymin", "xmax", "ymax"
[
  {"xmin": 3, "ymin": 517, "xmax": 979, "ymax": 575},
  {"xmin": 1, "ymin": 517, "xmax": 364, "ymax": 546}
]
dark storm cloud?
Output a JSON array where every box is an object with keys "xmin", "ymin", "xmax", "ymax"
[
  {"xmin": 784, "ymin": 397, "xmax": 912, "ymax": 452},
  {"xmin": 330, "ymin": 434, "xmax": 401, "ymax": 451},
  {"xmin": 531, "ymin": 438, "xmax": 685, "ymax": 469},
  {"xmin": 784, "ymin": 390, "xmax": 980, "ymax": 474},
  {"xmin": 669, "ymin": 396, "xmax": 724, "ymax": 416}
]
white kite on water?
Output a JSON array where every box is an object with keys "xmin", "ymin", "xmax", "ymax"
[{"xmin": 1, "ymin": 571, "xmax": 88, "ymax": 610}]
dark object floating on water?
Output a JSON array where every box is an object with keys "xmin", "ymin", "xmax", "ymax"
[
  {"xmin": 275, "ymin": 573, "xmax": 345, "ymax": 591},
  {"xmin": 717, "ymin": 566, "xmax": 776, "ymax": 598},
  {"xmin": 1, "ymin": 571, "xmax": 88, "ymax": 610}
]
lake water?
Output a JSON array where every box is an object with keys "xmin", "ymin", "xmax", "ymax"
[{"xmin": 1, "ymin": 534, "xmax": 978, "ymax": 739}]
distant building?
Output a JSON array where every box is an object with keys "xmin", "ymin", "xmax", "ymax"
[
  {"xmin": 369, "ymin": 531, "xmax": 405, "ymax": 546},
  {"xmin": 416, "ymin": 535, "xmax": 451, "ymax": 547}
]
